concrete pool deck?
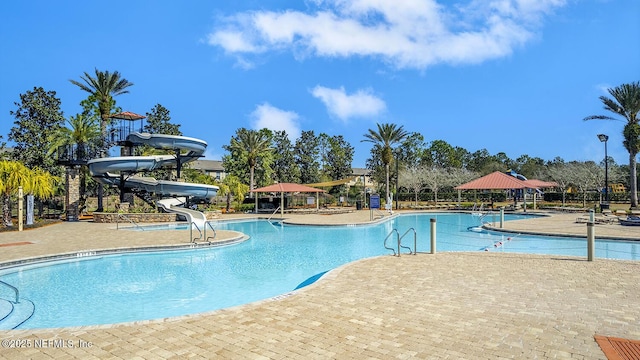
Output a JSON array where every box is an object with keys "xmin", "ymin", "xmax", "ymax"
[{"xmin": 0, "ymin": 210, "xmax": 638, "ymax": 359}]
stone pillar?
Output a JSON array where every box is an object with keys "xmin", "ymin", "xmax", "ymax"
[{"xmin": 65, "ymin": 167, "xmax": 80, "ymax": 221}]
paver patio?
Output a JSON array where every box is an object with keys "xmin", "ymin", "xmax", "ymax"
[{"xmin": 0, "ymin": 210, "xmax": 638, "ymax": 359}]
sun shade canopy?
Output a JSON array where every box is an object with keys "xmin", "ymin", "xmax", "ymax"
[
  {"xmin": 454, "ymin": 171, "xmax": 530, "ymax": 190},
  {"xmin": 251, "ymin": 183, "xmax": 326, "ymax": 193}
]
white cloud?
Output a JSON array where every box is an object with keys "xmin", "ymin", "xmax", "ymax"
[
  {"xmin": 311, "ymin": 85, "xmax": 386, "ymax": 121},
  {"xmin": 206, "ymin": 0, "xmax": 567, "ymax": 69},
  {"xmin": 250, "ymin": 103, "xmax": 302, "ymax": 139}
]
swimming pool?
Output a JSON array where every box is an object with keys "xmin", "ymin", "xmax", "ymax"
[{"xmin": 0, "ymin": 213, "xmax": 638, "ymax": 329}]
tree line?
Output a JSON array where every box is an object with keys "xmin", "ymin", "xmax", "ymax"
[{"xmin": 3, "ymin": 69, "xmax": 639, "ymax": 227}]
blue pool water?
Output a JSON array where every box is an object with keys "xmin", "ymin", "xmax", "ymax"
[{"xmin": 0, "ymin": 213, "xmax": 638, "ymax": 329}]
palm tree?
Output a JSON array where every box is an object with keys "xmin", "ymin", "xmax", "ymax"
[
  {"xmin": 28, "ymin": 168, "xmax": 59, "ymax": 218},
  {"xmin": 362, "ymin": 123, "xmax": 408, "ymax": 203},
  {"xmin": 228, "ymin": 129, "xmax": 272, "ymax": 196},
  {"xmin": 221, "ymin": 175, "xmax": 249, "ymax": 212},
  {"xmin": 70, "ymin": 69, "xmax": 133, "ymax": 211},
  {"xmin": 0, "ymin": 161, "xmax": 30, "ymax": 226},
  {"xmin": 48, "ymin": 114, "xmax": 101, "ymax": 211},
  {"xmin": 49, "ymin": 114, "xmax": 101, "ymax": 158},
  {"xmin": 0, "ymin": 161, "xmax": 32, "ymax": 226},
  {"xmin": 585, "ymin": 81, "xmax": 640, "ymax": 208}
]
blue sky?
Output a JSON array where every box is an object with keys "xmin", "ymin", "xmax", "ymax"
[{"xmin": 1, "ymin": 0, "xmax": 638, "ymax": 168}]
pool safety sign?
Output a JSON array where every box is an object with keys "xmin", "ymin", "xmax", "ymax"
[{"xmin": 370, "ymin": 194, "xmax": 380, "ymax": 209}]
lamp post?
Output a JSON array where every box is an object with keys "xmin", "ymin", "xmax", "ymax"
[
  {"xmin": 598, "ymin": 134, "xmax": 609, "ymax": 205},
  {"xmin": 395, "ymin": 149, "xmax": 401, "ymax": 210}
]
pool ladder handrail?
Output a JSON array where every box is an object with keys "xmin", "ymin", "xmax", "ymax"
[
  {"xmin": 0, "ymin": 280, "xmax": 19, "ymax": 304},
  {"xmin": 204, "ymin": 220, "xmax": 217, "ymax": 243},
  {"xmin": 190, "ymin": 222, "xmax": 202, "ymax": 243},
  {"xmin": 399, "ymin": 227, "xmax": 417, "ymax": 255},
  {"xmin": 383, "ymin": 229, "xmax": 399, "ymax": 256},
  {"xmin": 266, "ymin": 206, "xmax": 281, "ymax": 221},
  {"xmin": 116, "ymin": 213, "xmax": 144, "ymax": 231},
  {"xmin": 384, "ymin": 228, "xmax": 417, "ymax": 256}
]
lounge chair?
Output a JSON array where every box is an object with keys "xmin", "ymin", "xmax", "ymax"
[
  {"xmin": 575, "ymin": 213, "xmax": 619, "ymax": 224},
  {"xmin": 620, "ymin": 216, "xmax": 640, "ymax": 226}
]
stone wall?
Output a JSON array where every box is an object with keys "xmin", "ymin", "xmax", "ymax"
[
  {"xmin": 93, "ymin": 210, "xmax": 222, "ymax": 223},
  {"xmin": 93, "ymin": 213, "xmax": 178, "ymax": 223}
]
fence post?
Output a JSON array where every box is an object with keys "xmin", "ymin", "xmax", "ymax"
[{"xmin": 430, "ymin": 218, "xmax": 436, "ymax": 254}]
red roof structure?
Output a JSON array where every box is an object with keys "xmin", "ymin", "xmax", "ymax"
[
  {"xmin": 109, "ymin": 111, "xmax": 146, "ymax": 120},
  {"xmin": 251, "ymin": 183, "xmax": 326, "ymax": 217},
  {"xmin": 523, "ymin": 179, "xmax": 558, "ymax": 189},
  {"xmin": 455, "ymin": 171, "xmax": 530, "ymax": 190}
]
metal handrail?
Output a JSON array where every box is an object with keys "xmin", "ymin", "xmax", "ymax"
[
  {"xmin": 399, "ymin": 228, "xmax": 417, "ymax": 255},
  {"xmin": 0, "ymin": 280, "xmax": 19, "ymax": 303},
  {"xmin": 266, "ymin": 206, "xmax": 281, "ymax": 221},
  {"xmin": 116, "ymin": 213, "xmax": 144, "ymax": 231},
  {"xmin": 190, "ymin": 222, "xmax": 202, "ymax": 243},
  {"xmin": 204, "ymin": 220, "xmax": 217, "ymax": 243},
  {"xmin": 383, "ymin": 229, "xmax": 399, "ymax": 256}
]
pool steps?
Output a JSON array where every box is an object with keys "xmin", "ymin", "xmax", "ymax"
[{"xmin": 0, "ymin": 282, "xmax": 35, "ymax": 329}]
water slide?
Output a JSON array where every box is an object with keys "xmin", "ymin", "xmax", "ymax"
[
  {"xmin": 156, "ymin": 197, "xmax": 208, "ymax": 230},
  {"xmin": 88, "ymin": 132, "xmax": 218, "ymax": 228}
]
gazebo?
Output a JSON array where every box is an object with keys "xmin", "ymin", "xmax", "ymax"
[
  {"xmin": 454, "ymin": 171, "xmax": 556, "ymax": 210},
  {"xmin": 251, "ymin": 183, "xmax": 326, "ymax": 217}
]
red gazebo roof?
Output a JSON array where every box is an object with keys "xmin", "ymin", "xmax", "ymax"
[
  {"xmin": 523, "ymin": 179, "xmax": 558, "ymax": 189},
  {"xmin": 454, "ymin": 171, "xmax": 530, "ymax": 190},
  {"xmin": 109, "ymin": 111, "xmax": 146, "ymax": 120}
]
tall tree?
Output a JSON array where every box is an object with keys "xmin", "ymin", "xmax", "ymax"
[
  {"xmin": 294, "ymin": 130, "xmax": 321, "ymax": 184},
  {"xmin": 8, "ymin": 87, "xmax": 65, "ymax": 176},
  {"xmin": 144, "ymin": 104, "xmax": 181, "ymax": 135},
  {"xmin": 272, "ymin": 131, "xmax": 300, "ymax": 183},
  {"xmin": 70, "ymin": 69, "xmax": 134, "ymax": 211},
  {"xmin": 547, "ymin": 161, "xmax": 572, "ymax": 206},
  {"xmin": 139, "ymin": 104, "xmax": 183, "ymax": 181},
  {"xmin": 48, "ymin": 114, "xmax": 101, "ymax": 161},
  {"xmin": 516, "ymin": 155, "xmax": 546, "ymax": 179},
  {"xmin": 48, "ymin": 114, "xmax": 101, "ymax": 211},
  {"xmin": 70, "ymin": 69, "xmax": 134, "ymax": 141},
  {"xmin": 585, "ymin": 81, "xmax": 640, "ymax": 208},
  {"xmin": 399, "ymin": 164, "xmax": 427, "ymax": 205},
  {"xmin": 223, "ymin": 128, "xmax": 272, "ymax": 195},
  {"xmin": 362, "ymin": 123, "xmax": 408, "ymax": 202},
  {"xmin": 325, "ymin": 135, "xmax": 354, "ymax": 182},
  {"xmin": 397, "ymin": 132, "xmax": 425, "ymax": 169},
  {"xmin": 467, "ymin": 149, "xmax": 493, "ymax": 173}
]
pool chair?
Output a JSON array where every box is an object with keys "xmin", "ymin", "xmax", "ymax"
[
  {"xmin": 620, "ymin": 216, "xmax": 640, "ymax": 226},
  {"xmin": 575, "ymin": 213, "xmax": 619, "ymax": 225}
]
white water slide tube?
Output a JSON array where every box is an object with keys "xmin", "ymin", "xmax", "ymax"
[{"xmin": 88, "ymin": 132, "xmax": 218, "ymax": 226}]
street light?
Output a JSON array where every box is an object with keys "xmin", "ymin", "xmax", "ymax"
[
  {"xmin": 395, "ymin": 149, "xmax": 400, "ymax": 210},
  {"xmin": 597, "ymin": 134, "xmax": 609, "ymax": 205}
]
